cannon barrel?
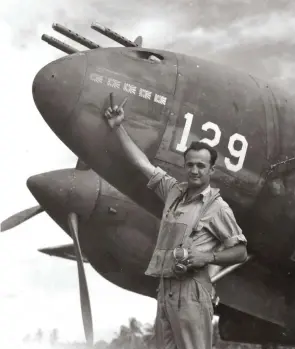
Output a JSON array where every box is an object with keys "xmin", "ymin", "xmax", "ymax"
[
  {"xmin": 91, "ymin": 22, "xmax": 137, "ymax": 47},
  {"xmin": 52, "ymin": 23, "xmax": 100, "ymax": 50},
  {"xmin": 41, "ymin": 34, "xmax": 78, "ymax": 54}
]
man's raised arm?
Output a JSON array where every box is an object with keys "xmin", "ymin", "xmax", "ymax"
[{"xmin": 104, "ymin": 97, "xmax": 155, "ymax": 180}]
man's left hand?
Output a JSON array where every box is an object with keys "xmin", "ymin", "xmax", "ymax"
[{"xmin": 186, "ymin": 248, "xmax": 213, "ymax": 269}]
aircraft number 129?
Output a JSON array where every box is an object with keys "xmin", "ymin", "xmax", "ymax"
[{"xmin": 176, "ymin": 113, "xmax": 248, "ymax": 173}]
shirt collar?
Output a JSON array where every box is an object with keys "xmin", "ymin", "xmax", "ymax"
[
  {"xmin": 201, "ymin": 185, "xmax": 211, "ymax": 198},
  {"xmin": 178, "ymin": 183, "xmax": 211, "ymax": 203}
]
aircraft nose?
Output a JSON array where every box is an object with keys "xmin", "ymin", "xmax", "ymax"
[
  {"xmin": 27, "ymin": 169, "xmax": 100, "ymax": 219},
  {"xmin": 32, "ymin": 53, "xmax": 87, "ymax": 135}
]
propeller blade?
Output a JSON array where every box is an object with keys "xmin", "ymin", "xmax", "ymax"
[
  {"xmin": 68, "ymin": 212, "xmax": 93, "ymax": 346},
  {"xmin": 1, "ymin": 205, "xmax": 44, "ymax": 232}
]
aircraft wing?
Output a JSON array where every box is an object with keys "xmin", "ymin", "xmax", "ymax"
[{"xmin": 38, "ymin": 243, "xmax": 88, "ymax": 263}]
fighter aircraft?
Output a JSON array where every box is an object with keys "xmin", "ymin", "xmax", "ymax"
[{"xmin": 4, "ymin": 20, "xmax": 295, "ymax": 346}]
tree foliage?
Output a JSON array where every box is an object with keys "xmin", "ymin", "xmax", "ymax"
[{"xmin": 22, "ymin": 317, "xmax": 267, "ymax": 349}]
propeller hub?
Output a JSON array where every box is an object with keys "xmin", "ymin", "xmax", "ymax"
[{"xmin": 27, "ymin": 168, "xmax": 100, "ymax": 220}]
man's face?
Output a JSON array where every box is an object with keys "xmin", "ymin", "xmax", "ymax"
[{"xmin": 184, "ymin": 149, "xmax": 215, "ymax": 189}]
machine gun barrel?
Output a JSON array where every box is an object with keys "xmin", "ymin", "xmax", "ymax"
[
  {"xmin": 42, "ymin": 34, "xmax": 78, "ymax": 54},
  {"xmin": 91, "ymin": 22, "xmax": 137, "ymax": 47},
  {"xmin": 52, "ymin": 23, "xmax": 100, "ymax": 49}
]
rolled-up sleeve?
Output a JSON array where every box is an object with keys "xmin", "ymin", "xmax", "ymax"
[
  {"xmin": 147, "ymin": 166, "xmax": 177, "ymax": 202},
  {"xmin": 209, "ymin": 206, "xmax": 247, "ymax": 248}
]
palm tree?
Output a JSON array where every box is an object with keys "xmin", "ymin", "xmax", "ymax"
[
  {"xmin": 109, "ymin": 317, "xmax": 146, "ymax": 349},
  {"xmin": 35, "ymin": 328, "xmax": 43, "ymax": 343},
  {"xmin": 111, "ymin": 325, "xmax": 131, "ymax": 349},
  {"xmin": 129, "ymin": 318, "xmax": 144, "ymax": 349},
  {"xmin": 49, "ymin": 328, "xmax": 59, "ymax": 346},
  {"xmin": 142, "ymin": 323, "xmax": 156, "ymax": 349}
]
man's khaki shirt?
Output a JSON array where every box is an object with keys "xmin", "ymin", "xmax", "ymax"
[{"xmin": 144, "ymin": 166, "xmax": 247, "ymax": 278}]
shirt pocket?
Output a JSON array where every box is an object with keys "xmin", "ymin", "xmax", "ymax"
[
  {"xmin": 190, "ymin": 221, "xmax": 205, "ymax": 240},
  {"xmin": 156, "ymin": 220, "xmax": 187, "ymax": 250},
  {"xmin": 191, "ymin": 217, "xmax": 214, "ymax": 239}
]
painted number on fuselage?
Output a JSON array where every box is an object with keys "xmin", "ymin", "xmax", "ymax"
[
  {"xmin": 176, "ymin": 113, "xmax": 248, "ymax": 172},
  {"xmin": 200, "ymin": 122, "xmax": 221, "ymax": 148},
  {"xmin": 176, "ymin": 113, "xmax": 194, "ymax": 152},
  {"xmin": 224, "ymin": 134, "xmax": 248, "ymax": 172}
]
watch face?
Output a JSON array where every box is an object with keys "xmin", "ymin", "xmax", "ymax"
[{"xmin": 173, "ymin": 247, "xmax": 187, "ymax": 261}]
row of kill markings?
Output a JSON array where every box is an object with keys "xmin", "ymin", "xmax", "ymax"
[{"xmin": 89, "ymin": 73, "xmax": 168, "ymax": 106}]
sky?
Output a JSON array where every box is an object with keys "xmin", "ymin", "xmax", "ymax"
[{"xmin": 1, "ymin": 0, "xmax": 295, "ymax": 346}]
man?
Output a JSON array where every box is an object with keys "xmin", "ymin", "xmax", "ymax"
[{"xmin": 104, "ymin": 99, "xmax": 247, "ymax": 349}]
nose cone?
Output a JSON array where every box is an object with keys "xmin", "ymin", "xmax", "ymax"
[
  {"xmin": 32, "ymin": 53, "xmax": 87, "ymax": 135},
  {"xmin": 27, "ymin": 169, "xmax": 100, "ymax": 220}
]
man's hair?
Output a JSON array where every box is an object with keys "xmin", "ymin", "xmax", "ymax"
[{"xmin": 183, "ymin": 141, "xmax": 218, "ymax": 166}]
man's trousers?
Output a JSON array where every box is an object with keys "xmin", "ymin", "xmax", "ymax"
[{"xmin": 155, "ymin": 276, "xmax": 214, "ymax": 349}]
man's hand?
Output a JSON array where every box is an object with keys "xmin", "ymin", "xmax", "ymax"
[
  {"xmin": 105, "ymin": 105, "xmax": 124, "ymax": 129},
  {"xmin": 104, "ymin": 93, "xmax": 128, "ymax": 129},
  {"xmin": 186, "ymin": 248, "xmax": 213, "ymax": 269}
]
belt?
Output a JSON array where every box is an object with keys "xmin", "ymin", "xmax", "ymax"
[
  {"xmin": 177, "ymin": 266, "xmax": 211, "ymax": 281},
  {"xmin": 157, "ymin": 267, "xmax": 213, "ymax": 310},
  {"xmin": 157, "ymin": 267, "xmax": 212, "ymax": 291}
]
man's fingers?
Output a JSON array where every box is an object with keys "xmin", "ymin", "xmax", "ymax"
[
  {"xmin": 106, "ymin": 94, "xmax": 125, "ymax": 126},
  {"xmin": 108, "ymin": 94, "xmax": 127, "ymax": 113},
  {"xmin": 105, "ymin": 107, "xmax": 114, "ymax": 117},
  {"xmin": 110, "ymin": 93, "xmax": 114, "ymax": 109},
  {"xmin": 118, "ymin": 97, "xmax": 128, "ymax": 110},
  {"xmin": 105, "ymin": 111, "xmax": 113, "ymax": 119}
]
